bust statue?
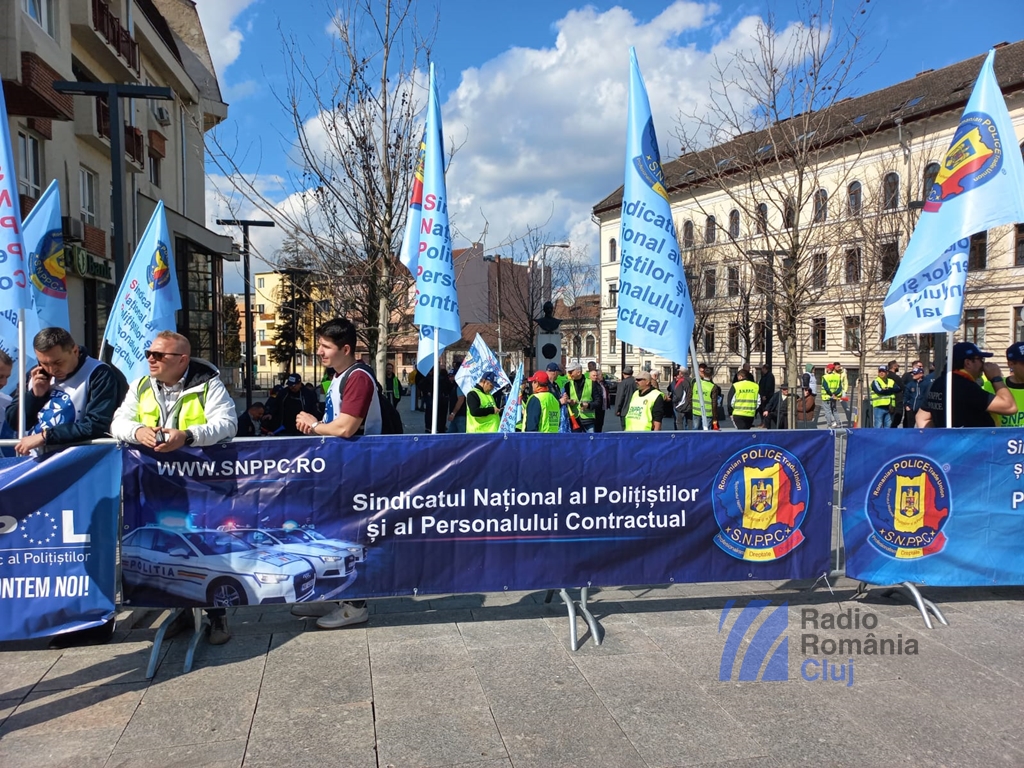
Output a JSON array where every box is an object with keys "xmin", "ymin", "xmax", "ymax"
[{"xmin": 535, "ymin": 301, "xmax": 562, "ymax": 333}]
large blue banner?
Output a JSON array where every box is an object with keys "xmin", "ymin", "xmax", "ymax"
[
  {"xmin": 0, "ymin": 445, "xmax": 120, "ymax": 640},
  {"xmin": 121, "ymin": 432, "xmax": 835, "ymax": 608},
  {"xmin": 843, "ymin": 429, "xmax": 1024, "ymax": 585}
]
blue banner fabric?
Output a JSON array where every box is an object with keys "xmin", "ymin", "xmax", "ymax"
[
  {"xmin": 843, "ymin": 429, "xmax": 1024, "ymax": 585},
  {"xmin": 120, "ymin": 432, "xmax": 834, "ymax": 608},
  {"xmin": 0, "ymin": 446, "xmax": 120, "ymax": 640}
]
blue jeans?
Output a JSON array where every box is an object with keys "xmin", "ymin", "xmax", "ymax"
[{"xmin": 873, "ymin": 407, "xmax": 891, "ymax": 428}]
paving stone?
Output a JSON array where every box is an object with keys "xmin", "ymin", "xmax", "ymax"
[
  {"xmin": 116, "ymin": 691, "xmax": 257, "ymax": 752},
  {"xmin": 617, "ymin": 599, "xmax": 720, "ymax": 629},
  {"xmin": 369, "ymin": 633, "xmax": 470, "ymax": 675},
  {"xmin": 0, "ymin": 658, "xmax": 59, "ymax": 698},
  {"xmin": 162, "ymin": 632, "xmax": 272, "ymax": 663},
  {"xmin": 492, "ymin": 703, "xmax": 646, "ymax": 768},
  {"xmin": 268, "ymin": 625, "xmax": 368, "ymax": 654},
  {"xmin": 372, "ymin": 667, "xmax": 489, "ymax": 719},
  {"xmin": 107, "ymin": 738, "xmax": 247, "ymax": 768},
  {"xmin": 245, "ymin": 701, "xmax": 375, "ymax": 768},
  {"xmin": 369, "ymin": 596, "xmax": 435, "ymax": 614},
  {"xmin": 573, "ymin": 653, "xmax": 696, "ymax": 709},
  {"xmin": 34, "ymin": 643, "xmax": 160, "ymax": 690},
  {"xmin": 457, "ymin": 617, "xmax": 557, "ymax": 650},
  {"xmin": 376, "ymin": 709, "xmax": 506, "ymax": 768},
  {"xmin": 0, "ymin": 727, "xmax": 121, "ymax": 767},
  {"xmin": 546, "ymin": 616, "xmax": 662, "ymax": 655},
  {"xmin": 0, "ymin": 681, "xmax": 144, "ymax": 738},
  {"xmin": 471, "ymin": 644, "xmax": 600, "ymax": 716},
  {"xmin": 0, "ymin": 697, "xmax": 22, "ymax": 730},
  {"xmin": 147, "ymin": 655, "xmax": 266, "ymax": 702},
  {"xmin": 365, "ymin": 618, "xmax": 465, "ymax": 643},
  {"xmin": 367, "ymin": 607, "xmax": 475, "ymax": 628},
  {"xmin": 259, "ymin": 646, "xmax": 371, "ymax": 707}
]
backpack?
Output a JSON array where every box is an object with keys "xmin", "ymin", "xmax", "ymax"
[{"xmin": 335, "ymin": 362, "xmax": 404, "ymax": 435}]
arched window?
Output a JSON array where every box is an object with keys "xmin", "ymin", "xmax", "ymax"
[
  {"xmin": 683, "ymin": 220, "xmax": 694, "ymax": 249},
  {"xmin": 847, "ymin": 181, "xmax": 862, "ymax": 215},
  {"xmin": 705, "ymin": 215, "xmax": 716, "ymax": 244},
  {"xmin": 922, "ymin": 163, "xmax": 940, "ymax": 201},
  {"xmin": 784, "ymin": 197, "xmax": 796, "ymax": 229},
  {"xmin": 608, "ymin": 238, "xmax": 617, "ymax": 262},
  {"xmin": 728, "ymin": 209, "xmax": 740, "ymax": 239},
  {"xmin": 573, "ymin": 336, "xmax": 582, "ymax": 359},
  {"xmin": 585, "ymin": 335, "xmax": 595, "ymax": 357},
  {"xmin": 882, "ymin": 172, "xmax": 900, "ymax": 210},
  {"xmin": 813, "ymin": 189, "xmax": 828, "ymax": 223},
  {"xmin": 756, "ymin": 203, "xmax": 768, "ymax": 234}
]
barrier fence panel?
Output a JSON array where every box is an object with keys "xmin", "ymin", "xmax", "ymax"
[
  {"xmin": 842, "ymin": 428, "xmax": 1024, "ymax": 586},
  {"xmin": 120, "ymin": 432, "xmax": 837, "ymax": 608},
  {"xmin": 0, "ymin": 445, "xmax": 120, "ymax": 641}
]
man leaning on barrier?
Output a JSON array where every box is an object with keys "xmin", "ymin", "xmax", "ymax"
[{"xmin": 111, "ymin": 330, "xmax": 238, "ymax": 645}]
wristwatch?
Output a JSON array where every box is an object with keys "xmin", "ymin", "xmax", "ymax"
[{"xmin": 184, "ymin": 429, "xmax": 195, "ymax": 446}]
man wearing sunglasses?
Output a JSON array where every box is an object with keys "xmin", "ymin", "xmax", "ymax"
[{"xmin": 917, "ymin": 342, "xmax": 1017, "ymax": 428}]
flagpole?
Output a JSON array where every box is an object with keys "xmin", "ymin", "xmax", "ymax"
[
  {"xmin": 431, "ymin": 328, "xmax": 440, "ymax": 435},
  {"xmin": 16, "ymin": 309, "xmax": 26, "ymax": 439},
  {"xmin": 690, "ymin": 338, "xmax": 708, "ymax": 431},
  {"xmin": 945, "ymin": 330, "xmax": 953, "ymax": 429}
]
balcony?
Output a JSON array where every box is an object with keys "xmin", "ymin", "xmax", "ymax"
[
  {"xmin": 0, "ymin": 53, "xmax": 74, "ymax": 120},
  {"xmin": 70, "ymin": 0, "xmax": 140, "ymax": 81},
  {"xmin": 74, "ymin": 97, "xmax": 144, "ymax": 171}
]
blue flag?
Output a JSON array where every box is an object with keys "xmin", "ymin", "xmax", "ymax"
[
  {"xmin": 499, "ymin": 362, "xmax": 524, "ymax": 433},
  {"xmin": 617, "ymin": 49, "xmax": 694, "ymax": 365},
  {"xmin": 455, "ymin": 334, "xmax": 512, "ymax": 395},
  {"xmin": 883, "ymin": 50, "xmax": 1024, "ymax": 337},
  {"xmin": 102, "ymin": 202, "xmax": 181, "ymax": 381},
  {"xmin": 25, "ymin": 180, "xmax": 69, "ymax": 332},
  {"xmin": 0, "ymin": 79, "xmax": 32, "ymax": 362},
  {"xmin": 404, "ymin": 63, "xmax": 461, "ymax": 374},
  {"xmin": 399, "ymin": 130, "xmax": 426, "ymax": 275}
]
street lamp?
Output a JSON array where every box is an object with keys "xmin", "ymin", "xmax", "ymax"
[
  {"xmin": 482, "ymin": 253, "xmax": 504, "ymax": 359},
  {"xmin": 216, "ymin": 218, "xmax": 276, "ymax": 409}
]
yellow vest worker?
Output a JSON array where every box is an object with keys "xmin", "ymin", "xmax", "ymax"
[
  {"xmin": 525, "ymin": 371, "xmax": 561, "ymax": 432},
  {"xmin": 466, "ymin": 373, "xmax": 501, "ymax": 433},
  {"xmin": 731, "ymin": 379, "xmax": 759, "ymax": 418},
  {"xmin": 624, "ymin": 372, "xmax": 665, "ymax": 431}
]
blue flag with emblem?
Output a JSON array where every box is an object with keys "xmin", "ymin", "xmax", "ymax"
[
  {"xmin": 616, "ymin": 49, "xmax": 694, "ymax": 366},
  {"xmin": 405, "ymin": 64, "xmax": 461, "ymax": 375},
  {"xmin": 883, "ymin": 50, "xmax": 1024, "ymax": 338},
  {"xmin": 25, "ymin": 180, "xmax": 69, "ymax": 333},
  {"xmin": 0, "ymin": 78, "xmax": 32, "ymax": 364},
  {"xmin": 499, "ymin": 362, "xmax": 524, "ymax": 433},
  {"xmin": 455, "ymin": 334, "xmax": 512, "ymax": 395},
  {"xmin": 102, "ymin": 201, "xmax": 181, "ymax": 381}
]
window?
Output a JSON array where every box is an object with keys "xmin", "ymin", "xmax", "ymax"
[
  {"xmin": 1016, "ymin": 225, "xmax": 1024, "ymax": 267},
  {"xmin": 608, "ymin": 283, "xmax": 617, "ymax": 308},
  {"xmin": 847, "ymin": 181, "xmax": 862, "ymax": 215},
  {"xmin": 1015, "ymin": 307, "xmax": 1024, "ymax": 343},
  {"xmin": 704, "ymin": 324, "xmax": 715, "ymax": 353},
  {"xmin": 783, "ymin": 196, "xmax": 796, "ymax": 229},
  {"xmin": 256, "ymin": 304, "xmax": 265, "ymax": 314},
  {"xmin": 880, "ymin": 316, "xmax": 897, "ymax": 351},
  {"xmin": 662, "ymin": 365, "xmax": 672, "ymax": 381},
  {"xmin": 403, "ymin": 353, "xmax": 417, "ymax": 366},
  {"xmin": 922, "ymin": 163, "xmax": 940, "ymax": 202},
  {"xmin": 609, "ymin": 365, "xmax": 617, "ymax": 377},
  {"xmin": 753, "ymin": 322, "xmax": 766, "ymax": 352},
  {"xmin": 754, "ymin": 262, "xmax": 772, "ymax": 294},
  {"xmin": 812, "ymin": 253, "xmax": 827, "ymax": 289},
  {"xmin": 23, "ymin": 0, "xmax": 56, "ymax": 38},
  {"xmin": 727, "ymin": 266, "xmax": 740, "ymax": 297},
  {"xmin": 79, "ymin": 167, "xmax": 97, "ymax": 226},
  {"xmin": 572, "ymin": 336, "xmax": 582, "ymax": 359},
  {"xmin": 585, "ymin": 335, "xmax": 595, "ymax": 358},
  {"xmin": 147, "ymin": 153, "xmax": 161, "ymax": 187},
  {"xmin": 609, "ymin": 330, "xmax": 616, "ymax": 352},
  {"xmin": 257, "ymin": 277, "xmax": 265, "ymax": 288},
  {"xmin": 844, "ymin": 248, "xmax": 861, "ymax": 284},
  {"xmin": 17, "ymin": 132, "xmax": 41, "ymax": 199},
  {"xmin": 728, "ymin": 323, "xmax": 740, "ymax": 353},
  {"xmin": 258, "ymin": 330, "xmax": 265, "ymax": 341},
  {"xmin": 609, "ymin": 238, "xmax": 617, "ymax": 263},
  {"xmin": 813, "ymin": 189, "xmax": 828, "ymax": 223},
  {"xmin": 879, "ymin": 241, "xmax": 899, "ymax": 281},
  {"xmin": 704, "ymin": 215, "xmax": 716, "ymax": 244},
  {"xmin": 729, "ymin": 209, "xmax": 740, "ymax": 239},
  {"xmin": 882, "ymin": 172, "xmax": 900, "ymax": 210},
  {"xmin": 626, "ymin": 344, "xmax": 633, "ymax": 354},
  {"xmin": 844, "ymin": 316, "xmax": 862, "ymax": 352},
  {"xmin": 756, "ymin": 203, "xmax": 768, "ymax": 234},
  {"xmin": 683, "ymin": 220, "xmax": 694, "ymax": 249},
  {"xmin": 259, "ymin": 354, "xmax": 267, "ymax": 366},
  {"xmin": 964, "ymin": 309, "xmax": 985, "ymax": 348},
  {"xmin": 812, "ymin": 318, "xmax": 826, "ymax": 352},
  {"xmin": 969, "ymin": 232, "xmax": 987, "ymax": 270},
  {"xmin": 703, "ymin": 268, "xmax": 716, "ymax": 299}
]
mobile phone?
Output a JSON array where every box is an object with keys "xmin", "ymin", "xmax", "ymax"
[{"xmin": 154, "ymin": 430, "xmax": 166, "ymax": 445}]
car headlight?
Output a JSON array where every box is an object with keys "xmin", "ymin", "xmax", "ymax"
[
  {"xmin": 254, "ymin": 572, "xmax": 289, "ymax": 584},
  {"xmin": 319, "ymin": 555, "xmax": 342, "ymax": 562}
]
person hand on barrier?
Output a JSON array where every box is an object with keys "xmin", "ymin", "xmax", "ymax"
[
  {"xmin": 13, "ymin": 432, "xmax": 45, "ymax": 456},
  {"xmin": 152, "ymin": 428, "xmax": 188, "ymax": 452},
  {"xmin": 133, "ymin": 425, "xmax": 163, "ymax": 449}
]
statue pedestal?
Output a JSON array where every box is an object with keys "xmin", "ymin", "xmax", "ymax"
[{"xmin": 536, "ymin": 333, "xmax": 562, "ymax": 369}]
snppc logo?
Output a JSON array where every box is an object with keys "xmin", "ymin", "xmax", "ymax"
[{"xmin": 865, "ymin": 456, "xmax": 950, "ymax": 559}]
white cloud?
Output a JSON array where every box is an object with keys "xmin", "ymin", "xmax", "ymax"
[{"xmin": 192, "ymin": 0, "xmax": 260, "ymax": 90}]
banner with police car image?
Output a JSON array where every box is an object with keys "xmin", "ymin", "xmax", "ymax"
[
  {"xmin": 0, "ymin": 445, "xmax": 120, "ymax": 641},
  {"xmin": 121, "ymin": 432, "xmax": 835, "ymax": 608},
  {"xmin": 843, "ymin": 429, "xmax": 1024, "ymax": 585}
]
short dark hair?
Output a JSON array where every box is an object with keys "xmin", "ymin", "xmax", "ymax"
[
  {"xmin": 316, "ymin": 317, "xmax": 357, "ymax": 353},
  {"xmin": 34, "ymin": 327, "xmax": 75, "ymax": 353},
  {"xmin": 0, "ymin": 348, "xmax": 11, "ymax": 367}
]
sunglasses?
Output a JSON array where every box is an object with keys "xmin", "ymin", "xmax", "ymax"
[{"xmin": 144, "ymin": 350, "xmax": 185, "ymax": 361}]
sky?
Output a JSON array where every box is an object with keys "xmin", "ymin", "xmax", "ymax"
[{"xmin": 193, "ymin": 0, "xmax": 1024, "ymax": 294}]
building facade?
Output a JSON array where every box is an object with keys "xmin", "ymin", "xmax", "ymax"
[{"xmin": 2, "ymin": 0, "xmax": 233, "ymax": 361}]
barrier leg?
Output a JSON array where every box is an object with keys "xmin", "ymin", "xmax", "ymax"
[
  {"xmin": 578, "ymin": 587, "xmax": 603, "ymax": 647},
  {"xmin": 544, "ymin": 589, "xmax": 556, "ymax": 604},
  {"xmin": 183, "ymin": 608, "xmax": 209, "ymax": 674},
  {"xmin": 146, "ymin": 607, "xmax": 182, "ymax": 679},
  {"xmin": 899, "ymin": 582, "xmax": 934, "ymax": 630},
  {"xmin": 920, "ymin": 597, "xmax": 949, "ymax": 626},
  {"xmin": 558, "ymin": 589, "xmax": 579, "ymax": 651}
]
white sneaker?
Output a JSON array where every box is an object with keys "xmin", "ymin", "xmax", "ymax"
[
  {"xmin": 316, "ymin": 602, "xmax": 369, "ymax": 629},
  {"xmin": 291, "ymin": 601, "xmax": 338, "ymax": 618}
]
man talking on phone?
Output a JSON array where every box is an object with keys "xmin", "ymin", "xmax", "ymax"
[{"xmin": 4, "ymin": 328, "xmax": 124, "ymax": 456}]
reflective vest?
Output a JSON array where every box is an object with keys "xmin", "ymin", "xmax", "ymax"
[
  {"xmin": 466, "ymin": 387, "xmax": 500, "ymax": 433},
  {"xmin": 137, "ymin": 377, "xmax": 209, "ymax": 429},
  {"xmin": 565, "ymin": 376, "xmax": 595, "ymax": 422},
  {"xmin": 821, "ymin": 372, "xmax": 843, "ymax": 401},
  {"xmin": 692, "ymin": 378, "xmax": 715, "ymax": 414},
  {"xmin": 624, "ymin": 389, "xmax": 662, "ymax": 431},
  {"xmin": 869, "ymin": 376, "xmax": 894, "ymax": 409},
  {"xmin": 528, "ymin": 390, "xmax": 561, "ymax": 432},
  {"xmin": 731, "ymin": 380, "xmax": 759, "ymax": 418},
  {"xmin": 997, "ymin": 381, "xmax": 1024, "ymax": 427},
  {"xmin": 387, "ymin": 374, "xmax": 401, "ymax": 399}
]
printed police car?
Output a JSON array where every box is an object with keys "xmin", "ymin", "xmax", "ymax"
[
  {"xmin": 122, "ymin": 526, "xmax": 316, "ymax": 607},
  {"xmin": 226, "ymin": 528, "xmax": 356, "ymax": 580},
  {"xmin": 293, "ymin": 527, "xmax": 368, "ymax": 562}
]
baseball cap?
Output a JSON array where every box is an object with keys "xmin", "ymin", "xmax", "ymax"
[
  {"xmin": 911, "ymin": 366, "xmax": 924, "ymax": 374},
  {"xmin": 1007, "ymin": 342, "xmax": 1024, "ymax": 363},
  {"xmin": 635, "ymin": 370, "xmax": 651, "ymax": 381},
  {"xmin": 546, "ymin": 362, "xmax": 561, "ymax": 372},
  {"xmin": 877, "ymin": 364, "xmax": 888, "ymax": 371},
  {"xmin": 826, "ymin": 363, "xmax": 835, "ymax": 371},
  {"xmin": 953, "ymin": 341, "xmax": 993, "ymax": 362},
  {"xmin": 566, "ymin": 362, "xmax": 582, "ymax": 372},
  {"xmin": 528, "ymin": 371, "xmax": 549, "ymax": 384},
  {"xmin": 286, "ymin": 373, "xmax": 301, "ymax": 386},
  {"xmin": 480, "ymin": 371, "xmax": 498, "ymax": 385}
]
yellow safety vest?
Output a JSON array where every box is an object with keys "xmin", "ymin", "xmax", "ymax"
[
  {"xmin": 869, "ymin": 376, "xmax": 894, "ymax": 409},
  {"xmin": 997, "ymin": 381, "xmax": 1024, "ymax": 427},
  {"xmin": 692, "ymin": 378, "xmax": 715, "ymax": 413},
  {"xmin": 527, "ymin": 391, "xmax": 561, "ymax": 432},
  {"xmin": 565, "ymin": 376, "xmax": 595, "ymax": 422},
  {"xmin": 624, "ymin": 389, "xmax": 662, "ymax": 431},
  {"xmin": 821, "ymin": 372, "xmax": 843, "ymax": 401},
  {"xmin": 466, "ymin": 387, "xmax": 500, "ymax": 433},
  {"xmin": 731, "ymin": 380, "xmax": 759, "ymax": 418},
  {"xmin": 137, "ymin": 377, "xmax": 209, "ymax": 429}
]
